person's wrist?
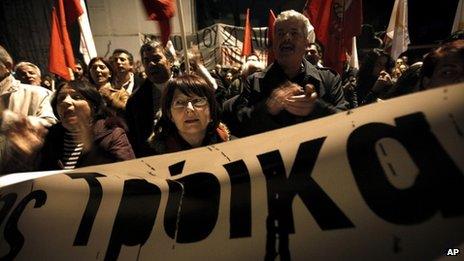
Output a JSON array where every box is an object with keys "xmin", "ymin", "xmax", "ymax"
[{"xmin": 266, "ymin": 97, "xmax": 282, "ymax": 115}]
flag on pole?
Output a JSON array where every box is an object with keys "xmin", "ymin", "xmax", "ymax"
[
  {"xmin": 267, "ymin": 9, "xmax": 276, "ymax": 66},
  {"xmin": 303, "ymin": 0, "xmax": 333, "ymax": 48},
  {"xmin": 241, "ymin": 8, "xmax": 253, "ymax": 57},
  {"xmin": 48, "ymin": 0, "xmax": 82, "ymax": 80},
  {"xmin": 78, "ymin": 0, "xmax": 97, "ymax": 64},
  {"xmin": 452, "ymin": 0, "xmax": 464, "ymax": 33},
  {"xmin": 142, "ymin": 0, "xmax": 176, "ymax": 46},
  {"xmin": 303, "ymin": 0, "xmax": 363, "ymax": 74},
  {"xmin": 385, "ymin": 0, "xmax": 410, "ymax": 60}
]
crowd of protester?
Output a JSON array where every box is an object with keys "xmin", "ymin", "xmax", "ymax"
[{"xmin": 1, "ymin": 10, "xmax": 463, "ymax": 175}]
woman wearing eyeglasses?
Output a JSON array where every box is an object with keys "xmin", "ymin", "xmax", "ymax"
[{"xmin": 148, "ymin": 74, "xmax": 231, "ymax": 154}]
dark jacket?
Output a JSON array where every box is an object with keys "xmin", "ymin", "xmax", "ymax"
[
  {"xmin": 132, "ymin": 74, "xmax": 145, "ymax": 93},
  {"xmin": 38, "ymin": 117, "xmax": 135, "ymax": 170},
  {"xmin": 222, "ymin": 60, "xmax": 348, "ymax": 137},
  {"xmin": 125, "ymin": 79, "xmax": 162, "ymax": 157}
]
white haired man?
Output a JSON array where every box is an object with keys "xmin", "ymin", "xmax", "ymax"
[
  {"xmin": 0, "ymin": 45, "xmax": 56, "ymax": 174},
  {"xmin": 14, "ymin": 61, "xmax": 42, "ymax": 86},
  {"xmin": 223, "ymin": 10, "xmax": 348, "ymax": 137}
]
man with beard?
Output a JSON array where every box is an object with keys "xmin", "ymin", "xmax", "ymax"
[
  {"xmin": 223, "ymin": 10, "xmax": 348, "ymax": 137},
  {"xmin": 125, "ymin": 40, "xmax": 172, "ymax": 157},
  {"xmin": 110, "ymin": 49, "xmax": 144, "ymax": 95}
]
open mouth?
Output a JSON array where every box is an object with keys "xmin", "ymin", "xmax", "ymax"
[
  {"xmin": 279, "ymin": 44, "xmax": 295, "ymax": 53},
  {"xmin": 184, "ymin": 119, "xmax": 199, "ymax": 124},
  {"xmin": 63, "ymin": 110, "xmax": 76, "ymax": 118}
]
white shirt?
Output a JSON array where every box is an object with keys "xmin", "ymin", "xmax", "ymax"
[
  {"xmin": 0, "ymin": 74, "xmax": 57, "ymax": 129},
  {"xmin": 121, "ymin": 72, "xmax": 135, "ymax": 95}
]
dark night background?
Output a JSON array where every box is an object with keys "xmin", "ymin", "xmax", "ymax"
[
  {"xmin": 196, "ymin": 0, "xmax": 460, "ymax": 46},
  {"xmin": 0, "ymin": 0, "xmax": 460, "ymax": 70}
]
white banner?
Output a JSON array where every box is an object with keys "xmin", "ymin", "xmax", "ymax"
[
  {"xmin": 141, "ymin": 23, "xmax": 270, "ymax": 69},
  {"xmin": 1, "ymin": 84, "xmax": 464, "ymax": 260}
]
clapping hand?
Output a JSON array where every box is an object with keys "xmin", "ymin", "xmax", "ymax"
[
  {"xmin": 267, "ymin": 82, "xmax": 317, "ymax": 116},
  {"xmin": 6, "ymin": 116, "xmax": 47, "ymax": 156},
  {"xmin": 372, "ymin": 70, "xmax": 393, "ymax": 95}
]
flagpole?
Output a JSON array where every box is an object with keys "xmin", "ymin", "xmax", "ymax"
[
  {"xmin": 78, "ymin": 0, "xmax": 97, "ymax": 64},
  {"xmin": 176, "ymin": 0, "xmax": 190, "ymax": 73},
  {"xmin": 340, "ymin": 0, "xmax": 346, "ymax": 71}
]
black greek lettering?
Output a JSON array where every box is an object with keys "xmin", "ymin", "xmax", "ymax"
[
  {"xmin": 1, "ymin": 190, "xmax": 46, "ymax": 260},
  {"xmin": 224, "ymin": 160, "xmax": 251, "ymax": 238},
  {"xmin": 67, "ymin": 172, "xmax": 105, "ymax": 246},
  {"xmin": 166, "ymin": 172, "xmax": 220, "ymax": 243},
  {"xmin": 259, "ymin": 138, "xmax": 354, "ymax": 260},
  {"xmin": 104, "ymin": 179, "xmax": 161, "ymax": 261},
  {"xmin": 347, "ymin": 112, "xmax": 464, "ymax": 224}
]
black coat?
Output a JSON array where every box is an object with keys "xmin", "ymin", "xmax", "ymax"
[
  {"xmin": 125, "ymin": 79, "xmax": 162, "ymax": 157},
  {"xmin": 222, "ymin": 60, "xmax": 348, "ymax": 137}
]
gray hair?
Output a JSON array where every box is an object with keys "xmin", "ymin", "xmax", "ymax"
[
  {"xmin": 14, "ymin": 62, "xmax": 42, "ymax": 77},
  {"xmin": 275, "ymin": 10, "xmax": 315, "ymax": 43},
  {"xmin": 0, "ymin": 45, "xmax": 13, "ymax": 68}
]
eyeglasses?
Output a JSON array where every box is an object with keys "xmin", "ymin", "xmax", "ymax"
[{"xmin": 172, "ymin": 97, "xmax": 208, "ymax": 109}]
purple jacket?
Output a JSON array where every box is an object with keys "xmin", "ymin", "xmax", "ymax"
[{"xmin": 38, "ymin": 117, "xmax": 135, "ymax": 170}]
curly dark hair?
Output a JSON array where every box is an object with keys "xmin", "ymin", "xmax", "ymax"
[{"xmin": 87, "ymin": 57, "xmax": 114, "ymax": 86}]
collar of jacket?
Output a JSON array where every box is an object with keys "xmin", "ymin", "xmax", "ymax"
[
  {"xmin": 0, "ymin": 75, "xmax": 19, "ymax": 95},
  {"xmin": 257, "ymin": 59, "xmax": 323, "ymax": 95}
]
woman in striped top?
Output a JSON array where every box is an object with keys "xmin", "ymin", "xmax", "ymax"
[{"xmin": 38, "ymin": 80, "xmax": 135, "ymax": 170}]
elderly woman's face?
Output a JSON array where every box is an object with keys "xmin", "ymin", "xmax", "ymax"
[
  {"xmin": 56, "ymin": 86, "xmax": 92, "ymax": 131},
  {"xmin": 170, "ymin": 89, "xmax": 211, "ymax": 138},
  {"xmin": 16, "ymin": 65, "xmax": 41, "ymax": 86}
]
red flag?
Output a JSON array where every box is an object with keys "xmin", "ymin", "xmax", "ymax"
[
  {"xmin": 303, "ymin": 0, "xmax": 333, "ymax": 47},
  {"xmin": 142, "ymin": 0, "xmax": 175, "ymax": 46},
  {"xmin": 63, "ymin": 0, "xmax": 83, "ymax": 26},
  {"xmin": 48, "ymin": 0, "xmax": 82, "ymax": 80},
  {"xmin": 267, "ymin": 9, "xmax": 276, "ymax": 66},
  {"xmin": 241, "ymin": 8, "xmax": 253, "ymax": 57},
  {"xmin": 304, "ymin": 0, "xmax": 363, "ymax": 73}
]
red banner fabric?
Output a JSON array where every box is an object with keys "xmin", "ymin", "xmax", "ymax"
[
  {"xmin": 241, "ymin": 8, "xmax": 254, "ymax": 57},
  {"xmin": 48, "ymin": 0, "xmax": 82, "ymax": 80},
  {"xmin": 142, "ymin": 0, "xmax": 175, "ymax": 46}
]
